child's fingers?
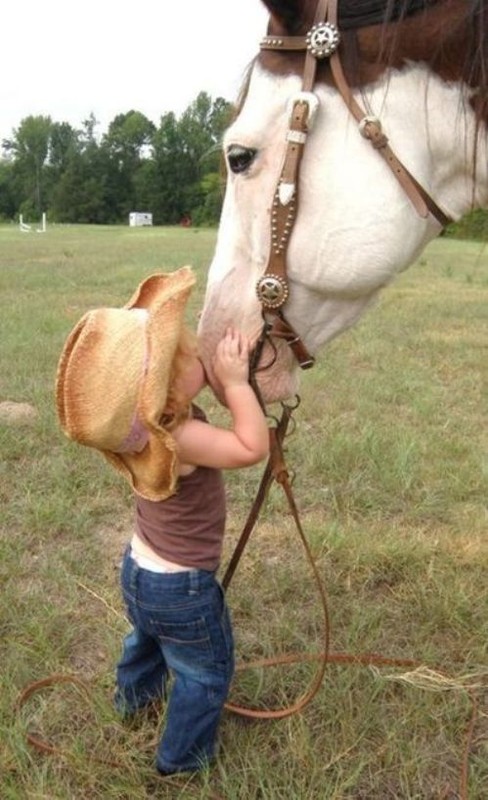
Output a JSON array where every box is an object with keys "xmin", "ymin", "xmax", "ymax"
[
  {"xmin": 239, "ymin": 335, "xmax": 251, "ymax": 359},
  {"xmin": 216, "ymin": 328, "xmax": 253, "ymax": 362}
]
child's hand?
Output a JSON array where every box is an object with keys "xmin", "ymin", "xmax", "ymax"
[{"xmin": 213, "ymin": 328, "xmax": 251, "ymax": 389}]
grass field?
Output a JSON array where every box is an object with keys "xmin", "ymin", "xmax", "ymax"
[{"xmin": 0, "ymin": 224, "xmax": 487, "ymax": 799}]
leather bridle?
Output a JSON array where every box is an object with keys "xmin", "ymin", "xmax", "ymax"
[{"xmin": 253, "ymin": 0, "xmax": 452, "ymax": 373}]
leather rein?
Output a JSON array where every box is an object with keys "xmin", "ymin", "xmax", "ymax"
[{"xmin": 253, "ymin": 0, "xmax": 452, "ymax": 373}]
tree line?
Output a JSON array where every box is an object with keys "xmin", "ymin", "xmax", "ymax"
[
  {"xmin": 0, "ymin": 92, "xmax": 233, "ymax": 226},
  {"xmin": 1, "ymin": 89, "xmax": 487, "ymax": 237}
]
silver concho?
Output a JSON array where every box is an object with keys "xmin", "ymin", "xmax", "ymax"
[
  {"xmin": 256, "ymin": 274, "xmax": 289, "ymax": 310},
  {"xmin": 306, "ymin": 22, "xmax": 340, "ymax": 59}
]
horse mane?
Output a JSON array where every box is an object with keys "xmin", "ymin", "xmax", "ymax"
[
  {"xmin": 263, "ymin": 0, "xmax": 447, "ymax": 31},
  {"xmin": 339, "ymin": 0, "xmax": 439, "ymax": 29},
  {"xmin": 379, "ymin": 1, "xmax": 488, "ymax": 126},
  {"xmin": 259, "ymin": 0, "xmax": 488, "ymax": 125},
  {"xmin": 462, "ymin": 1, "xmax": 488, "ymax": 122},
  {"xmin": 373, "ymin": 1, "xmax": 488, "ymax": 124}
]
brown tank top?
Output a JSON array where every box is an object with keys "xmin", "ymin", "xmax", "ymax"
[{"xmin": 134, "ymin": 406, "xmax": 226, "ymax": 571}]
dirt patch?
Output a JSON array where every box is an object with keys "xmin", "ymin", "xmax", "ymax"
[
  {"xmin": 0, "ymin": 401, "xmax": 38, "ymax": 425},
  {"xmin": 96, "ymin": 512, "xmax": 134, "ymax": 573}
]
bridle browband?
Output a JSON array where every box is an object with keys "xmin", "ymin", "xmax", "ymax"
[{"xmin": 252, "ymin": 0, "xmax": 452, "ymax": 373}]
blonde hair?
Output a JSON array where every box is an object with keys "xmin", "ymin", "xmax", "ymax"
[{"xmin": 162, "ymin": 326, "xmax": 199, "ymax": 429}]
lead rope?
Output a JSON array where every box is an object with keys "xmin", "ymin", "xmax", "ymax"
[
  {"xmin": 217, "ymin": 345, "xmax": 478, "ymax": 797},
  {"xmin": 222, "ymin": 324, "xmax": 332, "ymax": 718},
  {"xmin": 223, "ymin": 397, "xmax": 331, "ymax": 719}
]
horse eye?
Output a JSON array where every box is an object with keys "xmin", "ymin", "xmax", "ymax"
[{"xmin": 226, "ymin": 145, "xmax": 258, "ymax": 174}]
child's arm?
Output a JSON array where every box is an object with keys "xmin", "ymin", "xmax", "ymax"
[{"xmin": 172, "ymin": 328, "xmax": 269, "ymax": 469}]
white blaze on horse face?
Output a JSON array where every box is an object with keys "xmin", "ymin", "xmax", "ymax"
[
  {"xmin": 199, "ymin": 69, "xmax": 295, "ymax": 400},
  {"xmin": 199, "ymin": 61, "xmax": 486, "ymax": 402}
]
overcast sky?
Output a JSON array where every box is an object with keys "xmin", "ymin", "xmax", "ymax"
[{"xmin": 1, "ymin": 1, "xmax": 269, "ymax": 141}]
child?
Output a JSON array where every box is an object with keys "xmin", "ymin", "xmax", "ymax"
[{"xmin": 55, "ymin": 266, "xmax": 269, "ymax": 776}]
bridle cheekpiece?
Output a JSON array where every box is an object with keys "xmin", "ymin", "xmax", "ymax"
[{"xmin": 253, "ymin": 0, "xmax": 451, "ymax": 375}]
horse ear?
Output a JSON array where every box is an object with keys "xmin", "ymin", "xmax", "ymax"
[{"xmin": 260, "ymin": 0, "xmax": 306, "ymax": 34}]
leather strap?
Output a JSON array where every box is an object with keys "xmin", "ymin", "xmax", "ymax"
[
  {"xmin": 260, "ymin": 35, "xmax": 308, "ymax": 50},
  {"xmin": 222, "ymin": 412, "xmax": 291, "ymax": 590},
  {"xmin": 326, "ymin": 0, "xmax": 451, "ymax": 226},
  {"xmin": 222, "ymin": 403, "xmax": 331, "ymax": 720},
  {"xmin": 265, "ymin": 101, "xmax": 310, "ymax": 285},
  {"xmin": 303, "ymin": 0, "xmax": 330, "ymax": 91},
  {"xmin": 268, "ymin": 313, "xmax": 316, "ymax": 369},
  {"xmin": 261, "ymin": 0, "xmax": 452, "ymax": 227}
]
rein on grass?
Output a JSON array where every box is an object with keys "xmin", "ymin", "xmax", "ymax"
[
  {"xmin": 15, "ymin": 401, "xmax": 479, "ymax": 798},
  {"xmin": 220, "ymin": 399, "xmax": 479, "ymax": 798}
]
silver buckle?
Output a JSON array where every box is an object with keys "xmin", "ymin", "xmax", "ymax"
[
  {"xmin": 359, "ymin": 115, "xmax": 382, "ymax": 137},
  {"xmin": 287, "ymin": 91, "xmax": 320, "ymax": 130}
]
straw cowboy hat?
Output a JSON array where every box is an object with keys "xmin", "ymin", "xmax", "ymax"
[{"xmin": 55, "ymin": 266, "xmax": 196, "ymax": 501}]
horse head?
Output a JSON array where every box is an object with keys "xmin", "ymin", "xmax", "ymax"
[{"xmin": 198, "ymin": 0, "xmax": 488, "ymax": 403}]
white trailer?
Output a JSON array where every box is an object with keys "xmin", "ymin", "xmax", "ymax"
[{"xmin": 129, "ymin": 212, "xmax": 153, "ymax": 227}]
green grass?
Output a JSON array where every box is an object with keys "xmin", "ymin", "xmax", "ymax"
[{"xmin": 1, "ymin": 225, "xmax": 487, "ymax": 798}]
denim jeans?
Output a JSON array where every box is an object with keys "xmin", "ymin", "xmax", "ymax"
[{"xmin": 115, "ymin": 547, "xmax": 234, "ymax": 773}]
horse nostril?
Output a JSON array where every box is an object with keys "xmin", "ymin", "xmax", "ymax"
[{"xmin": 226, "ymin": 145, "xmax": 257, "ymax": 174}]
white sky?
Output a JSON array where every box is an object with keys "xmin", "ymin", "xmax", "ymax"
[{"xmin": 0, "ymin": 0, "xmax": 269, "ymax": 141}]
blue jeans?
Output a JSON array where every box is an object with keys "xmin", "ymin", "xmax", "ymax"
[{"xmin": 115, "ymin": 548, "xmax": 234, "ymax": 773}]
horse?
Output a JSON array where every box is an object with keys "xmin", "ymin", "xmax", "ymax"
[{"xmin": 197, "ymin": 0, "xmax": 488, "ymax": 403}]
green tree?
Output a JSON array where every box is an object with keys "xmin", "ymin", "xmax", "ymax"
[
  {"xmin": 105, "ymin": 110, "xmax": 155, "ymax": 161},
  {"xmin": 0, "ymin": 94, "xmax": 234, "ymax": 225},
  {"xmin": 192, "ymin": 172, "xmax": 226, "ymax": 226},
  {"xmin": 445, "ymin": 208, "xmax": 488, "ymax": 241},
  {"xmin": 150, "ymin": 111, "xmax": 188, "ymax": 223},
  {"xmin": 102, "ymin": 111, "xmax": 156, "ymax": 220},
  {"xmin": 2, "ymin": 115, "xmax": 52, "ymax": 216},
  {"xmin": 49, "ymin": 122, "xmax": 80, "ymax": 174},
  {"xmin": 176, "ymin": 93, "xmax": 232, "ymax": 224},
  {"xmin": 147, "ymin": 93, "xmax": 232, "ymax": 224},
  {"xmin": 0, "ymin": 158, "xmax": 15, "ymax": 220},
  {"xmin": 51, "ymin": 116, "xmax": 110, "ymax": 223},
  {"xmin": 51, "ymin": 151, "xmax": 108, "ymax": 223}
]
